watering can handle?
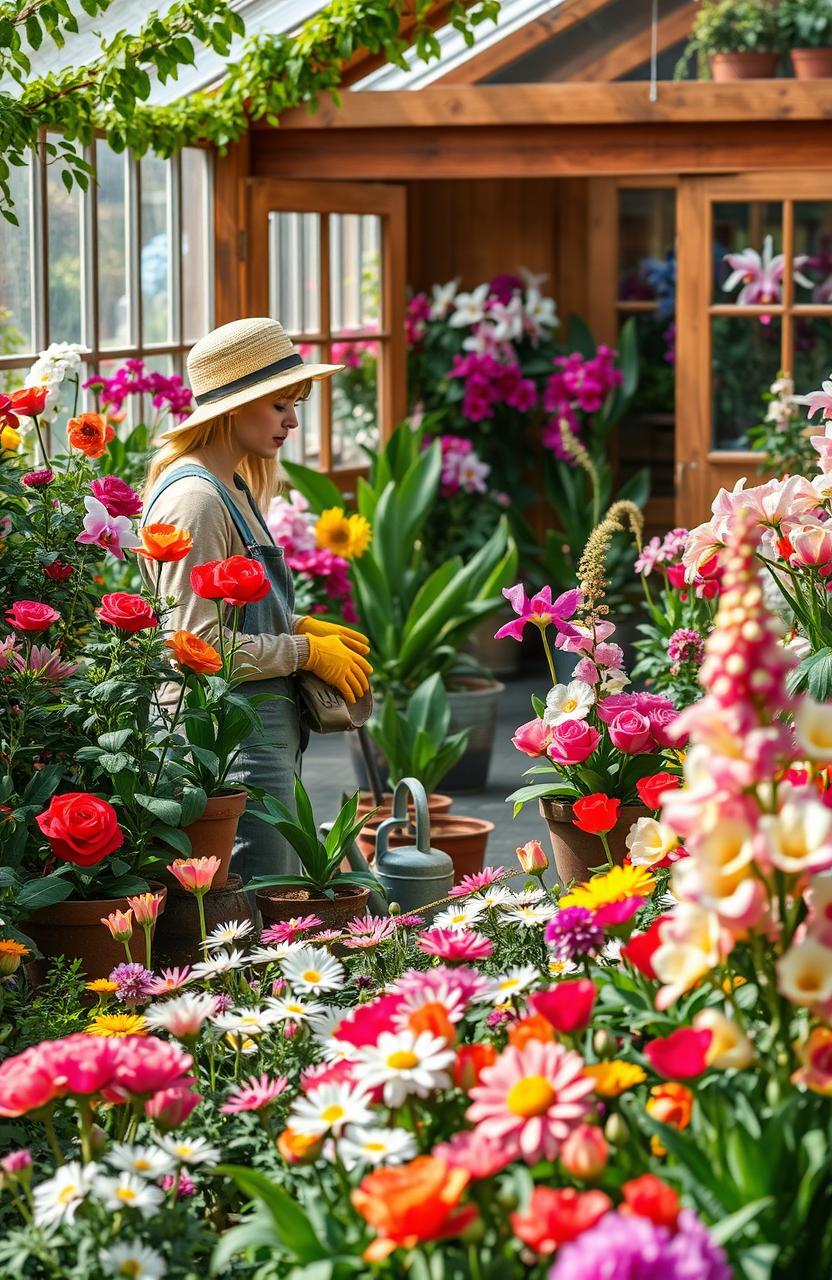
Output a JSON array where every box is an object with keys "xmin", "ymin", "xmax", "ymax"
[{"xmin": 374, "ymin": 777, "xmax": 431, "ymax": 868}]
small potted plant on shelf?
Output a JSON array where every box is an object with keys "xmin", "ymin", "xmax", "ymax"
[
  {"xmin": 779, "ymin": 0, "xmax": 832, "ymax": 78},
  {"xmin": 677, "ymin": 0, "xmax": 782, "ymax": 81},
  {"xmin": 246, "ymin": 776, "xmax": 382, "ymax": 931}
]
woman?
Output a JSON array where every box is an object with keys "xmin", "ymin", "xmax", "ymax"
[{"xmin": 140, "ymin": 317, "xmax": 372, "ymax": 881}]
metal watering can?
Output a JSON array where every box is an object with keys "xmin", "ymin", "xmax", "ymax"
[{"xmin": 374, "ymin": 778, "xmax": 454, "ymax": 918}]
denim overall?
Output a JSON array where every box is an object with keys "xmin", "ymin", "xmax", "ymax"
[{"xmin": 143, "ymin": 464, "xmax": 306, "ymax": 882}]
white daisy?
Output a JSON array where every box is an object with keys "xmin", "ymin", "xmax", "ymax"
[
  {"xmin": 202, "ymin": 919, "xmax": 254, "ymax": 951},
  {"xmin": 289, "ymin": 1081, "xmax": 374, "ymax": 1137},
  {"xmin": 355, "ymin": 1029, "xmax": 455, "ymax": 1107},
  {"xmin": 601, "ymin": 938, "xmax": 623, "ymax": 964},
  {"xmin": 188, "ymin": 949, "xmax": 247, "ymax": 981},
  {"xmin": 214, "ymin": 1005, "xmax": 281, "ymax": 1038},
  {"xmin": 510, "ymin": 887, "xmax": 547, "ymax": 906},
  {"xmin": 99, "ymin": 1241, "xmax": 167, "ymax": 1280},
  {"xmin": 33, "ymin": 1161, "xmax": 98, "ymax": 1227},
  {"xmin": 432, "ymin": 900, "xmax": 487, "ymax": 932},
  {"xmin": 498, "ymin": 902, "xmax": 557, "ymax": 928},
  {"xmin": 281, "ymin": 946, "xmax": 345, "ymax": 995},
  {"xmin": 266, "ymin": 995, "xmax": 325, "ymax": 1023},
  {"xmin": 247, "ymin": 944, "xmax": 293, "ymax": 966},
  {"xmin": 549, "ymin": 958, "xmax": 580, "ymax": 978},
  {"xmin": 338, "ymin": 1125, "xmax": 418, "ymax": 1171},
  {"xmin": 144, "ymin": 993, "xmax": 218, "ymax": 1039},
  {"xmin": 157, "ymin": 1135, "xmax": 220, "ymax": 1166},
  {"xmin": 476, "ymin": 885, "xmax": 515, "ymax": 909},
  {"xmin": 477, "ymin": 965, "xmax": 539, "ymax": 1005},
  {"xmin": 93, "ymin": 1172, "xmax": 165, "ymax": 1218},
  {"xmin": 106, "ymin": 1143, "xmax": 176, "ymax": 1180},
  {"xmin": 543, "ymin": 679, "xmax": 595, "ymax": 727}
]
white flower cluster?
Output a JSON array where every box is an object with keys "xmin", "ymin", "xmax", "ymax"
[{"xmin": 24, "ymin": 342, "xmax": 85, "ymax": 425}]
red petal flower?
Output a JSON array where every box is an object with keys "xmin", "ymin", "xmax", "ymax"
[{"xmin": 645, "ymin": 1027, "xmax": 712, "ymax": 1079}]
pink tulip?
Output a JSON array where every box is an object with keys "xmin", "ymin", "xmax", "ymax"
[
  {"xmin": 169, "ymin": 856, "xmax": 221, "ymax": 896},
  {"xmin": 790, "ymin": 524, "xmax": 832, "ymax": 570},
  {"xmin": 548, "ymin": 719, "xmax": 600, "ymax": 765},
  {"xmin": 495, "ymin": 583, "xmax": 582, "ymax": 642},
  {"xmin": 529, "ymin": 980, "xmax": 596, "ymax": 1033},
  {"xmin": 516, "ymin": 839, "xmax": 549, "ymax": 874},
  {"xmin": 560, "ymin": 1124, "xmax": 609, "ymax": 1180},
  {"xmin": 101, "ymin": 907, "xmax": 133, "ymax": 941},
  {"xmin": 144, "ymin": 1083, "xmax": 202, "ymax": 1131},
  {"xmin": 512, "ymin": 716, "xmax": 552, "ymax": 757},
  {"xmin": 127, "ymin": 892, "xmax": 163, "ymax": 925},
  {"xmin": 607, "ymin": 709, "xmax": 653, "ymax": 754}
]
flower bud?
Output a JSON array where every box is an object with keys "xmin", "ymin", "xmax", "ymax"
[
  {"xmin": 604, "ymin": 1113, "xmax": 630, "ymax": 1146},
  {"xmin": 516, "ymin": 839, "xmax": 548, "ymax": 874},
  {"xmin": 560, "ymin": 1123, "xmax": 609, "ymax": 1180},
  {"xmin": 144, "ymin": 1085, "xmax": 201, "ymax": 1133},
  {"xmin": 101, "ymin": 908, "xmax": 133, "ymax": 942},
  {"xmin": 277, "ymin": 1128, "xmax": 324, "ymax": 1166},
  {"xmin": 593, "ymin": 1028, "xmax": 618, "ymax": 1059}
]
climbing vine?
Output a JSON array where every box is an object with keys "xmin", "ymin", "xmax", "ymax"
[{"xmin": 0, "ymin": 0, "xmax": 501, "ymax": 222}]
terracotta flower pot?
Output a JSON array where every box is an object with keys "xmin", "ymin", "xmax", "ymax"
[
  {"xmin": 256, "ymin": 884, "xmax": 370, "ymax": 933},
  {"xmin": 25, "ymin": 886, "xmax": 168, "ymax": 981},
  {"xmin": 709, "ymin": 52, "xmax": 779, "ymax": 81},
  {"xmin": 358, "ymin": 813, "xmax": 494, "ymax": 883},
  {"xmin": 181, "ymin": 789, "xmax": 247, "ymax": 890},
  {"xmin": 355, "ymin": 791, "xmax": 454, "ymax": 821},
  {"xmin": 539, "ymin": 799, "xmax": 649, "ymax": 888},
  {"xmin": 154, "ymin": 873, "xmax": 257, "ymax": 968},
  {"xmin": 790, "ymin": 48, "xmax": 832, "ymax": 79},
  {"xmin": 442, "ymin": 677, "xmax": 505, "ymax": 792}
]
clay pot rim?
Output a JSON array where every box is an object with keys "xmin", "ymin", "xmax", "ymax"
[
  {"xmin": 539, "ymin": 798, "xmax": 649, "ymax": 823},
  {"xmin": 27, "ymin": 882, "xmax": 168, "ymax": 923},
  {"xmin": 255, "ymin": 883, "xmax": 369, "ymax": 905},
  {"xmin": 362, "ymin": 814, "xmax": 495, "ymax": 836},
  {"xmin": 444, "ymin": 677, "xmax": 506, "ymax": 696}
]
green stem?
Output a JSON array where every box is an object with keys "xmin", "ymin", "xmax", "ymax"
[
  {"xmin": 143, "ymin": 923, "xmax": 152, "ymax": 971},
  {"xmin": 195, "ymin": 891, "xmax": 208, "ymax": 944},
  {"xmin": 77, "ymin": 1100, "xmax": 94, "ymax": 1164},
  {"xmin": 31, "ymin": 413, "xmax": 49, "ymax": 468},
  {"xmin": 8, "ymin": 1186, "xmax": 32, "ymax": 1223},
  {"xmin": 40, "ymin": 1111, "xmax": 64, "ymax": 1166},
  {"xmin": 539, "ymin": 624, "xmax": 558, "ymax": 687},
  {"xmin": 122, "ymin": 938, "xmax": 133, "ymax": 963},
  {"xmin": 598, "ymin": 831, "xmax": 614, "ymax": 869},
  {"xmin": 468, "ymin": 1243, "xmax": 483, "ymax": 1280}
]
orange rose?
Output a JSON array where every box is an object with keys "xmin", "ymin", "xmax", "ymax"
[
  {"xmin": 66, "ymin": 412, "xmax": 115, "ymax": 458},
  {"xmin": 136, "ymin": 523, "xmax": 193, "ymax": 563},
  {"xmin": 165, "ymin": 630, "xmax": 222, "ymax": 675},
  {"xmin": 508, "ymin": 1014, "xmax": 556, "ymax": 1050},
  {"xmin": 645, "ymin": 1081, "xmax": 693, "ymax": 1130},
  {"xmin": 352, "ymin": 1156, "xmax": 477, "ymax": 1262},
  {"xmin": 277, "ymin": 1128, "xmax": 324, "ymax": 1165}
]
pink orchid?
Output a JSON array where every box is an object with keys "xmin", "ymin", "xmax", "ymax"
[
  {"xmin": 76, "ymin": 496, "xmax": 141, "ymax": 560},
  {"xmin": 796, "ymin": 379, "xmax": 832, "ymax": 423},
  {"xmin": 722, "ymin": 236, "xmax": 811, "ymax": 313},
  {"xmin": 495, "ymin": 583, "xmax": 581, "ymax": 642}
]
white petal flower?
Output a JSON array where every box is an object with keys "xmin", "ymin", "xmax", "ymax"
[
  {"xmin": 543, "ymin": 680, "xmax": 595, "ymax": 727},
  {"xmin": 447, "ymin": 282, "xmax": 490, "ymax": 328},
  {"xmin": 203, "ymin": 919, "xmax": 254, "ymax": 951},
  {"xmin": 144, "ymin": 993, "xmax": 218, "ymax": 1039},
  {"xmin": 265, "ymin": 995, "xmax": 325, "ymax": 1023},
  {"xmin": 188, "ymin": 949, "xmax": 247, "ymax": 980},
  {"xmin": 247, "ymin": 944, "xmax": 293, "ymax": 966},
  {"xmin": 157, "ymin": 1135, "xmax": 220, "ymax": 1166},
  {"xmin": 99, "ymin": 1241, "xmax": 167, "ymax": 1280},
  {"xmin": 355, "ymin": 1029, "xmax": 455, "ymax": 1107},
  {"xmin": 289, "ymin": 1081, "xmax": 374, "ymax": 1137},
  {"xmin": 214, "ymin": 1005, "xmax": 281, "ymax": 1038},
  {"xmin": 498, "ymin": 902, "xmax": 557, "ymax": 927},
  {"xmin": 93, "ymin": 1172, "xmax": 165, "ymax": 1218},
  {"xmin": 777, "ymin": 938, "xmax": 832, "ymax": 1007},
  {"xmin": 106, "ymin": 1143, "xmax": 177, "ymax": 1180},
  {"xmin": 33, "ymin": 1161, "xmax": 98, "ymax": 1227},
  {"xmin": 338, "ymin": 1125, "xmax": 418, "ymax": 1171},
  {"xmin": 625, "ymin": 817, "xmax": 679, "ymax": 869},
  {"xmin": 281, "ymin": 945, "xmax": 345, "ymax": 994},
  {"xmin": 476, "ymin": 965, "xmax": 539, "ymax": 1005},
  {"xmin": 432, "ymin": 900, "xmax": 487, "ymax": 932}
]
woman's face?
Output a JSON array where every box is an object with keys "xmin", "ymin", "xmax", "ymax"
[{"xmin": 230, "ymin": 389, "xmax": 300, "ymax": 458}]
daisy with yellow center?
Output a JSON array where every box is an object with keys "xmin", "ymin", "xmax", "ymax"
[
  {"xmin": 583, "ymin": 1059, "xmax": 647, "ymax": 1097},
  {"xmin": 315, "ymin": 507, "xmax": 372, "ymax": 560},
  {"xmin": 85, "ymin": 978, "xmax": 118, "ymax": 998},
  {"xmin": 559, "ymin": 864, "xmax": 655, "ymax": 913},
  {"xmin": 281, "ymin": 945, "xmax": 344, "ymax": 994},
  {"xmin": 289, "ymin": 1081, "xmax": 374, "ymax": 1138},
  {"xmin": 85, "ymin": 1012, "xmax": 147, "ymax": 1038},
  {"xmin": 0, "ymin": 939, "xmax": 29, "ymax": 975}
]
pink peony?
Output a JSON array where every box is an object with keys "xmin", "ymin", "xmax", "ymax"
[
  {"xmin": 607, "ymin": 709, "xmax": 654, "ymax": 754},
  {"xmin": 512, "ymin": 716, "xmax": 553, "ymax": 757},
  {"xmin": 105, "ymin": 1037, "xmax": 193, "ymax": 1101},
  {"xmin": 144, "ymin": 1084, "xmax": 202, "ymax": 1130},
  {"xmin": 433, "ymin": 1128, "xmax": 513, "ymax": 1178},
  {"xmin": 548, "ymin": 719, "xmax": 601, "ymax": 766}
]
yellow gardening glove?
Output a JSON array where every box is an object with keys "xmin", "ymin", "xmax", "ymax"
[
  {"xmin": 301, "ymin": 633, "xmax": 373, "ymax": 704},
  {"xmin": 296, "ymin": 615, "xmax": 370, "ymax": 657}
]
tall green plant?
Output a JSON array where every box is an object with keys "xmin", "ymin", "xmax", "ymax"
[{"xmin": 367, "ymin": 674, "xmax": 469, "ymax": 795}]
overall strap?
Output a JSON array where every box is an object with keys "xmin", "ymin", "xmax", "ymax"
[
  {"xmin": 233, "ymin": 474, "xmax": 276, "ymax": 547},
  {"xmin": 143, "ymin": 464, "xmax": 260, "ymax": 551}
]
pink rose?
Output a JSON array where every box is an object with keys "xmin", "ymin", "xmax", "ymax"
[
  {"xmin": 89, "ymin": 475, "xmax": 143, "ymax": 518},
  {"xmin": 512, "ymin": 717, "xmax": 552, "ymax": 757},
  {"xmin": 608, "ymin": 709, "xmax": 653, "ymax": 754},
  {"xmin": 573, "ymin": 657, "xmax": 600, "ymax": 685},
  {"xmin": 649, "ymin": 705, "xmax": 683, "ymax": 748},
  {"xmin": 548, "ymin": 719, "xmax": 601, "ymax": 765}
]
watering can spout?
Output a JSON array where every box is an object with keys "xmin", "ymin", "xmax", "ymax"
[{"xmin": 373, "ymin": 778, "xmax": 454, "ymax": 918}]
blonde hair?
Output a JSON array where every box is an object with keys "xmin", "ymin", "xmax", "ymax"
[{"xmin": 144, "ymin": 378, "xmax": 312, "ymax": 511}]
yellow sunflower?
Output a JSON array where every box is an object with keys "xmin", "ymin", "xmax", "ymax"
[
  {"xmin": 315, "ymin": 507, "xmax": 372, "ymax": 560},
  {"xmin": 584, "ymin": 1060, "xmax": 647, "ymax": 1097},
  {"xmin": 85, "ymin": 1013, "xmax": 147, "ymax": 1038},
  {"xmin": 0, "ymin": 939, "xmax": 29, "ymax": 975},
  {"xmin": 85, "ymin": 978, "xmax": 119, "ymax": 995},
  {"xmin": 559, "ymin": 864, "xmax": 655, "ymax": 912}
]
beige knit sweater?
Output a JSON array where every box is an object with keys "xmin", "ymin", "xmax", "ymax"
[{"xmin": 140, "ymin": 472, "xmax": 311, "ymax": 683}]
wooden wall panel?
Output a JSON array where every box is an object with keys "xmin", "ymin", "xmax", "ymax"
[{"xmin": 214, "ymin": 137, "xmax": 251, "ymax": 325}]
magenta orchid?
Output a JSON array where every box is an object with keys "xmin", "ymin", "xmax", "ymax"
[
  {"xmin": 496, "ymin": 584, "xmax": 582, "ymax": 643},
  {"xmin": 722, "ymin": 235, "xmax": 812, "ymax": 317},
  {"xmin": 75, "ymin": 496, "xmax": 142, "ymax": 561}
]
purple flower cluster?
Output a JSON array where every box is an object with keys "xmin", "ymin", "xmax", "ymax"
[
  {"xmin": 549, "ymin": 1209, "xmax": 731, "ymax": 1280},
  {"xmin": 84, "ymin": 358, "xmax": 193, "ymax": 421},
  {"xmin": 430, "ymin": 434, "xmax": 491, "ymax": 496},
  {"xmin": 668, "ymin": 628, "xmax": 705, "ymax": 676},
  {"xmin": 449, "ymin": 352, "xmax": 538, "ymax": 423},
  {"xmin": 634, "ymin": 527, "xmax": 689, "ymax": 576},
  {"xmin": 545, "ymin": 907, "xmax": 604, "ymax": 962},
  {"xmin": 109, "ymin": 962, "xmax": 155, "ymax": 1007},
  {"xmin": 541, "ymin": 347, "xmax": 622, "ymax": 458}
]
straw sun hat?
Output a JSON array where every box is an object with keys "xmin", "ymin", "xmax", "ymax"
[{"xmin": 160, "ymin": 316, "xmax": 344, "ymax": 437}]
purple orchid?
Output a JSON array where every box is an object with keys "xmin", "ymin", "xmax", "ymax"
[
  {"xmin": 495, "ymin": 583, "xmax": 582, "ymax": 642},
  {"xmin": 76, "ymin": 496, "xmax": 141, "ymax": 561}
]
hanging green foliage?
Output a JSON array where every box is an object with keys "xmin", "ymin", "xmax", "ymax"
[{"xmin": 0, "ymin": 0, "xmax": 501, "ymax": 223}]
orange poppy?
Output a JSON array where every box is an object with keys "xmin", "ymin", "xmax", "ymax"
[
  {"xmin": 277, "ymin": 1128, "xmax": 324, "ymax": 1165},
  {"xmin": 352, "ymin": 1156, "xmax": 477, "ymax": 1262},
  {"xmin": 67, "ymin": 412, "xmax": 115, "ymax": 458},
  {"xmin": 165, "ymin": 630, "xmax": 222, "ymax": 676},
  {"xmin": 136, "ymin": 523, "xmax": 193, "ymax": 563}
]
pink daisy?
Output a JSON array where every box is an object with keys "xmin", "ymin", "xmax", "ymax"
[
  {"xmin": 311, "ymin": 929, "xmax": 343, "ymax": 945},
  {"xmin": 345, "ymin": 915, "xmax": 397, "ymax": 941},
  {"xmin": 417, "ymin": 929, "xmax": 494, "ymax": 962},
  {"xmin": 147, "ymin": 966, "xmax": 191, "ymax": 995},
  {"xmin": 433, "ymin": 1129, "xmax": 513, "ymax": 1179},
  {"xmin": 466, "ymin": 1040, "xmax": 595, "ymax": 1164},
  {"xmin": 390, "ymin": 964, "xmax": 491, "ymax": 1006},
  {"xmin": 448, "ymin": 866, "xmax": 509, "ymax": 898},
  {"xmin": 261, "ymin": 915, "xmax": 322, "ymax": 944},
  {"xmin": 220, "ymin": 1073, "xmax": 289, "ymax": 1115}
]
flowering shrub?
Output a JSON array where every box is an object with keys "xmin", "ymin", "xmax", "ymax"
[
  {"xmin": 747, "ymin": 372, "xmax": 818, "ymax": 477},
  {"xmin": 266, "ymin": 488, "xmax": 358, "ymax": 622}
]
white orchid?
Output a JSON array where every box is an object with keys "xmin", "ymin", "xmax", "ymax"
[
  {"xmin": 448, "ymin": 282, "xmax": 490, "ymax": 328},
  {"xmin": 429, "ymin": 278, "xmax": 459, "ymax": 320}
]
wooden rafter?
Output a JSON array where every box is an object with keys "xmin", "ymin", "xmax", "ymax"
[
  {"xmin": 338, "ymin": 1, "xmax": 457, "ymax": 88},
  {"xmin": 433, "ymin": 0, "xmax": 616, "ymax": 86},
  {"xmin": 562, "ymin": 2, "xmax": 697, "ymax": 82}
]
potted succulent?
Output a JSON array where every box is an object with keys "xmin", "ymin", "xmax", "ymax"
[
  {"xmin": 246, "ymin": 776, "xmax": 382, "ymax": 931},
  {"xmin": 677, "ymin": 0, "xmax": 782, "ymax": 81},
  {"xmin": 779, "ymin": 0, "xmax": 832, "ymax": 77}
]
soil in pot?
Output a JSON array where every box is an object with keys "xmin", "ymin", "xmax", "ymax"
[
  {"xmin": 26, "ymin": 886, "xmax": 168, "ymax": 982},
  {"xmin": 539, "ymin": 799, "xmax": 648, "ymax": 888},
  {"xmin": 154, "ymin": 873, "xmax": 256, "ymax": 968},
  {"xmin": 710, "ymin": 52, "xmax": 779, "ymax": 81},
  {"xmin": 180, "ymin": 789, "xmax": 247, "ymax": 891},
  {"xmin": 790, "ymin": 48, "xmax": 832, "ymax": 79},
  {"xmin": 256, "ymin": 884, "xmax": 370, "ymax": 933},
  {"xmin": 358, "ymin": 814, "xmax": 494, "ymax": 883}
]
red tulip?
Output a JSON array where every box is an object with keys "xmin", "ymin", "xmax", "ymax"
[
  {"xmin": 528, "ymin": 979, "xmax": 596, "ymax": 1033},
  {"xmin": 645, "ymin": 1027, "xmax": 712, "ymax": 1079},
  {"xmin": 572, "ymin": 793, "xmax": 620, "ymax": 835},
  {"xmin": 620, "ymin": 915, "xmax": 671, "ymax": 980},
  {"xmin": 620, "ymin": 1173, "xmax": 680, "ymax": 1229}
]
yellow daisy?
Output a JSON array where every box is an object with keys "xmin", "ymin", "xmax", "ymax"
[
  {"xmin": 0, "ymin": 426, "xmax": 21, "ymax": 452},
  {"xmin": 584, "ymin": 1060, "xmax": 647, "ymax": 1097},
  {"xmin": 85, "ymin": 1013, "xmax": 147, "ymax": 1038},
  {"xmin": 315, "ymin": 507, "xmax": 372, "ymax": 560},
  {"xmin": 559, "ymin": 864, "xmax": 655, "ymax": 912},
  {"xmin": 0, "ymin": 939, "xmax": 29, "ymax": 975},
  {"xmin": 85, "ymin": 978, "xmax": 119, "ymax": 994}
]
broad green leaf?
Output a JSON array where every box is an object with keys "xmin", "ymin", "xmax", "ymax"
[{"xmin": 214, "ymin": 1166, "xmax": 325, "ymax": 1261}]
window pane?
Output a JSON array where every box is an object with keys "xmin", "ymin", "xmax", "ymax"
[
  {"xmin": 281, "ymin": 341, "xmax": 322, "ymax": 468},
  {"xmin": 0, "ymin": 157, "xmax": 33, "ymax": 352},
  {"xmin": 268, "ymin": 212, "xmax": 320, "ymax": 335},
  {"xmin": 713, "ymin": 202, "xmax": 782, "ymax": 305},
  {"xmin": 794, "ymin": 316, "xmax": 832, "ymax": 398},
  {"xmin": 96, "ymin": 141, "xmax": 130, "ymax": 349},
  {"xmin": 617, "ymin": 188, "xmax": 676, "ymax": 301},
  {"xmin": 330, "ymin": 213, "xmax": 381, "ymax": 335},
  {"xmin": 712, "ymin": 315, "xmax": 782, "ymax": 450},
  {"xmin": 47, "ymin": 140, "xmax": 83, "ymax": 344},
  {"xmin": 794, "ymin": 202, "xmax": 832, "ymax": 304},
  {"xmin": 181, "ymin": 148, "xmax": 211, "ymax": 341},
  {"xmin": 331, "ymin": 337, "xmax": 379, "ymax": 468},
  {"xmin": 141, "ymin": 152, "xmax": 172, "ymax": 344},
  {"xmin": 617, "ymin": 312, "xmax": 675, "ymax": 497}
]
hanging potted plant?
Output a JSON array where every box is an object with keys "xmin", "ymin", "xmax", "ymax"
[
  {"xmin": 246, "ymin": 776, "xmax": 381, "ymax": 931},
  {"xmin": 779, "ymin": 0, "xmax": 832, "ymax": 78},
  {"xmin": 677, "ymin": 0, "xmax": 782, "ymax": 81}
]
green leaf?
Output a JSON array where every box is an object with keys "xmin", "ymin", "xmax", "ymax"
[
  {"xmin": 99, "ymin": 729, "xmax": 133, "ymax": 752},
  {"xmin": 97, "ymin": 752, "xmax": 132, "ymax": 774},
  {"xmin": 709, "ymin": 1197, "xmax": 775, "ymax": 1247},
  {"xmin": 215, "ymin": 1166, "xmax": 325, "ymax": 1262},
  {"xmin": 17, "ymin": 875, "xmax": 74, "ymax": 911},
  {"xmin": 179, "ymin": 787, "xmax": 208, "ymax": 827},
  {"xmin": 135, "ymin": 794, "xmax": 182, "ymax": 827},
  {"xmin": 281, "ymin": 462, "xmax": 344, "ymax": 514}
]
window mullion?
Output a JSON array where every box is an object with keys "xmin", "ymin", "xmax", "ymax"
[
  {"xmin": 782, "ymin": 199, "xmax": 795, "ymax": 378},
  {"xmin": 36, "ymin": 132, "xmax": 49, "ymax": 351},
  {"xmin": 170, "ymin": 149, "xmax": 182, "ymax": 350},
  {"xmin": 84, "ymin": 140, "xmax": 99, "ymax": 384},
  {"xmin": 319, "ymin": 213, "xmax": 332, "ymax": 473}
]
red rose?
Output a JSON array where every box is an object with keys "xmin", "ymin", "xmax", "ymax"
[
  {"xmin": 636, "ymin": 773, "xmax": 681, "ymax": 811},
  {"xmin": 644, "ymin": 1027, "xmax": 712, "ymax": 1079},
  {"xmin": 213, "ymin": 555, "xmax": 270, "ymax": 607},
  {"xmin": 6, "ymin": 600, "xmax": 61, "ymax": 632},
  {"xmin": 43, "ymin": 560, "xmax": 74, "ymax": 581},
  {"xmin": 189, "ymin": 561, "xmax": 224, "ymax": 599},
  {"xmin": 10, "ymin": 386, "xmax": 49, "ymax": 418},
  {"xmin": 621, "ymin": 1174, "xmax": 680, "ymax": 1230},
  {"xmin": 528, "ymin": 979, "xmax": 596, "ymax": 1033},
  {"xmin": 620, "ymin": 915, "xmax": 670, "ymax": 979},
  {"xmin": 96, "ymin": 593, "xmax": 159, "ymax": 633},
  {"xmin": 36, "ymin": 792, "xmax": 123, "ymax": 866},
  {"xmin": 572, "ymin": 793, "xmax": 620, "ymax": 835}
]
